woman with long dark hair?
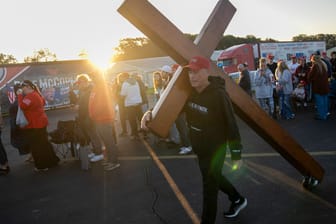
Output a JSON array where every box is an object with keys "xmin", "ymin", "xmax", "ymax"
[
  {"xmin": 308, "ymin": 55, "xmax": 330, "ymax": 120},
  {"xmin": 16, "ymin": 80, "xmax": 59, "ymax": 171}
]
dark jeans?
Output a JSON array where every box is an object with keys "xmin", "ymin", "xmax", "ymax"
[
  {"xmin": 314, "ymin": 93, "xmax": 329, "ymax": 120},
  {"xmin": 0, "ymin": 130, "xmax": 8, "ymax": 165},
  {"xmin": 279, "ymin": 93, "xmax": 294, "ymax": 119},
  {"xmin": 273, "ymin": 88, "xmax": 279, "ymax": 117},
  {"xmin": 95, "ymin": 122, "xmax": 118, "ymax": 164},
  {"xmin": 197, "ymin": 149, "xmax": 241, "ymax": 224},
  {"xmin": 118, "ymin": 103, "xmax": 127, "ymax": 134},
  {"xmin": 79, "ymin": 119, "xmax": 102, "ymax": 154},
  {"xmin": 126, "ymin": 105, "xmax": 142, "ymax": 136},
  {"xmin": 175, "ymin": 112, "xmax": 191, "ymax": 147}
]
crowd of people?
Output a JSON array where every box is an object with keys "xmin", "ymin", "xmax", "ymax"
[
  {"xmin": 2, "ymin": 50, "xmax": 335, "ymax": 175},
  {"xmin": 237, "ymin": 51, "xmax": 336, "ymax": 121},
  {"xmin": 0, "ymin": 70, "xmax": 123, "ymax": 174}
]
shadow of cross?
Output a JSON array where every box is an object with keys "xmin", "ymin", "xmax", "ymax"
[{"xmin": 118, "ymin": 0, "xmax": 324, "ymax": 182}]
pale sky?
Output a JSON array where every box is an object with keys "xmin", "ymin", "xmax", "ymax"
[{"xmin": 1, "ymin": 0, "xmax": 335, "ymax": 68}]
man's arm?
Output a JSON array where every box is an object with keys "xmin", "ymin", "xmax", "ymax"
[{"xmin": 219, "ymin": 89, "xmax": 243, "ymax": 161}]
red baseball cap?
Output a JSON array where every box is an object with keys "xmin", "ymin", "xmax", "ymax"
[
  {"xmin": 299, "ymin": 80, "xmax": 306, "ymax": 85},
  {"xmin": 267, "ymin": 54, "xmax": 274, "ymax": 59},
  {"xmin": 171, "ymin": 63, "xmax": 179, "ymax": 71},
  {"xmin": 185, "ymin": 56, "xmax": 210, "ymax": 71}
]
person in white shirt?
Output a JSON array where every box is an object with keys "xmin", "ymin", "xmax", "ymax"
[
  {"xmin": 120, "ymin": 73, "xmax": 143, "ymax": 139},
  {"xmin": 288, "ymin": 55, "xmax": 299, "ymax": 87}
]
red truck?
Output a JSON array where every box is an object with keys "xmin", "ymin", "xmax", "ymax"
[{"xmin": 217, "ymin": 43, "xmax": 255, "ymax": 73}]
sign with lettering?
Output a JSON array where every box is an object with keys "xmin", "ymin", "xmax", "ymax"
[{"xmin": 0, "ymin": 60, "xmax": 94, "ymax": 111}]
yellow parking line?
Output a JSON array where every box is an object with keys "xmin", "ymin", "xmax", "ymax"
[
  {"xmin": 141, "ymin": 139, "xmax": 200, "ymax": 224},
  {"xmin": 117, "ymin": 150, "xmax": 336, "ymax": 161}
]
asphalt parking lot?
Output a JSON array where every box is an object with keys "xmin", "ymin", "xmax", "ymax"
[{"xmin": 1, "ymin": 107, "xmax": 336, "ymax": 224}]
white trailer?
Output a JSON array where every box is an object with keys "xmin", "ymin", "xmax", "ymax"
[{"xmin": 255, "ymin": 41, "xmax": 326, "ymax": 62}]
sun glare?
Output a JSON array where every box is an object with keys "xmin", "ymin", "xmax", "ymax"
[{"xmin": 87, "ymin": 52, "xmax": 112, "ymax": 72}]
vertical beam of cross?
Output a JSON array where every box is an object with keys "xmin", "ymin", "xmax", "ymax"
[
  {"xmin": 118, "ymin": 0, "xmax": 324, "ymax": 182},
  {"xmin": 119, "ymin": 0, "xmax": 236, "ymax": 137}
]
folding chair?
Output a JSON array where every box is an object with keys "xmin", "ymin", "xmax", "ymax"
[{"xmin": 49, "ymin": 120, "xmax": 77, "ymax": 159}]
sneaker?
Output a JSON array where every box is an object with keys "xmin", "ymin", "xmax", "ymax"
[
  {"xmin": 0, "ymin": 166, "xmax": 10, "ymax": 175},
  {"xmin": 25, "ymin": 155, "xmax": 34, "ymax": 163},
  {"xmin": 34, "ymin": 167, "xmax": 49, "ymax": 172},
  {"xmin": 88, "ymin": 153, "xmax": 95, "ymax": 159},
  {"xmin": 104, "ymin": 163, "xmax": 120, "ymax": 171},
  {"xmin": 101, "ymin": 159, "xmax": 109, "ymax": 166},
  {"xmin": 90, "ymin": 154, "xmax": 104, "ymax": 162},
  {"xmin": 179, "ymin": 146, "xmax": 192, "ymax": 155},
  {"xmin": 224, "ymin": 197, "xmax": 247, "ymax": 218}
]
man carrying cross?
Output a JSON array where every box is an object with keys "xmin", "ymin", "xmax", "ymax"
[{"xmin": 142, "ymin": 56, "xmax": 247, "ymax": 223}]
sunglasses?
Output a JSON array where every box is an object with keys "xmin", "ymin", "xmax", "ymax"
[{"xmin": 21, "ymin": 82, "xmax": 31, "ymax": 88}]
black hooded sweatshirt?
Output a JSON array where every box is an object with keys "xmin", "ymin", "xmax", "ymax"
[{"xmin": 185, "ymin": 76, "xmax": 242, "ymax": 160}]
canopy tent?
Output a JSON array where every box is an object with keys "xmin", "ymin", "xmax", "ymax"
[{"xmin": 106, "ymin": 51, "xmax": 221, "ymax": 87}]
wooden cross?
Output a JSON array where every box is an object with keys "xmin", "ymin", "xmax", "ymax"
[{"xmin": 118, "ymin": 0, "xmax": 324, "ymax": 182}]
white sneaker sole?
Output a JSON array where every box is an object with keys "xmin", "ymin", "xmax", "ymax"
[
  {"xmin": 104, "ymin": 163, "xmax": 120, "ymax": 171},
  {"xmin": 179, "ymin": 148, "xmax": 192, "ymax": 154},
  {"xmin": 224, "ymin": 198, "xmax": 247, "ymax": 218},
  {"xmin": 90, "ymin": 156, "xmax": 104, "ymax": 162}
]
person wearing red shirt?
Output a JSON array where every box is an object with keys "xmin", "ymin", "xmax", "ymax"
[
  {"xmin": 88, "ymin": 71, "xmax": 120, "ymax": 171},
  {"xmin": 17, "ymin": 80, "xmax": 59, "ymax": 171}
]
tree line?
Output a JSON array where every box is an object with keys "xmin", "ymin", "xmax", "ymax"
[
  {"xmin": 112, "ymin": 33, "xmax": 336, "ymax": 62},
  {"xmin": 1, "ymin": 34, "xmax": 335, "ymax": 65},
  {"xmin": 0, "ymin": 48, "xmax": 57, "ymax": 65}
]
